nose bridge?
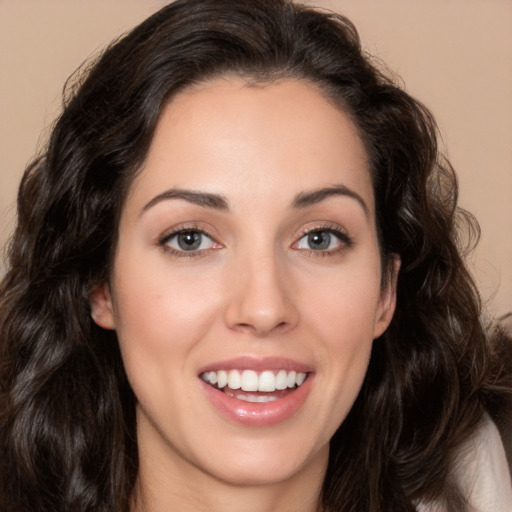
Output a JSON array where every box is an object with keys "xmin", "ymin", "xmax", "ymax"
[{"xmin": 224, "ymin": 239, "xmax": 298, "ymax": 336}]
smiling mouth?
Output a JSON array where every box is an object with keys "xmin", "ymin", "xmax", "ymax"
[{"xmin": 200, "ymin": 369, "xmax": 308, "ymax": 403}]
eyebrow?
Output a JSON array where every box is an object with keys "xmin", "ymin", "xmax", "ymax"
[
  {"xmin": 292, "ymin": 184, "xmax": 369, "ymax": 216},
  {"xmin": 141, "ymin": 189, "xmax": 229, "ymax": 215},
  {"xmin": 141, "ymin": 183, "xmax": 368, "ymax": 216}
]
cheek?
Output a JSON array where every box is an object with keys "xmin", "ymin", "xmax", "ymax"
[
  {"xmin": 303, "ymin": 259, "xmax": 382, "ymax": 337},
  {"xmin": 113, "ymin": 246, "xmax": 222, "ymax": 332},
  {"xmin": 110, "ymin": 256, "xmax": 224, "ymax": 385},
  {"xmin": 301, "ymin": 259, "xmax": 381, "ymax": 399}
]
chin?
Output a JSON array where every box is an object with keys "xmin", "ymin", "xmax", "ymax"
[{"xmin": 194, "ymin": 435, "xmax": 329, "ymax": 487}]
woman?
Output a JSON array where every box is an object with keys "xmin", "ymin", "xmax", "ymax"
[{"xmin": 0, "ymin": 0, "xmax": 510, "ymax": 510}]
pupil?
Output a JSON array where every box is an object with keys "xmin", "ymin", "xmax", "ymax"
[
  {"xmin": 178, "ymin": 232, "xmax": 201, "ymax": 250},
  {"xmin": 308, "ymin": 231, "xmax": 330, "ymax": 250}
]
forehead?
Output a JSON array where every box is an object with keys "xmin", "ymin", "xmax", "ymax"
[{"xmin": 126, "ymin": 77, "xmax": 373, "ymax": 214}]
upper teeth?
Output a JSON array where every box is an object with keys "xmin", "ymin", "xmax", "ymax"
[{"xmin": 201, "ymin": 369, "xmax": 307, "ymax": 392}]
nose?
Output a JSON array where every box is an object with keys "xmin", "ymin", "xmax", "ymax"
[{"xmin": 224, "ymin": 251, "xmax": 299, "ymax": 337}]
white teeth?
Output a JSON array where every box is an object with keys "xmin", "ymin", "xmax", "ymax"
[
  {"xmin": 217, "ymin": 370, "xmax": 228, "ymax": 388},
  {"xmin": 258, "ymin": 370, "xmax": 276, "ymax": 392},
  {"xmin": 240, "ymin": 370, "xmax": 259, "ymax": 392},
  {"xmin": 201, "ymin": 369, "xmax": 308, "ymax": 392},
  {"xmin": 275, "ymin": 370, "xmax": 288, "ymax": 390},
  {"xmin": 236, "ymin": 393, "xmax": 279, "ymax": 403},
  {"xmin": 228, "ymin": 369, "xmax": 241, "ymax": 390}
]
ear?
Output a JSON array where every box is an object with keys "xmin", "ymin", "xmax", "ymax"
[
  {"xmin": 373, "ymin": 255, "xmax": 400, "ymax": 339},
  {"xmin": 90, "ymin": 284, "xmax": 116, "ymax": 330}
]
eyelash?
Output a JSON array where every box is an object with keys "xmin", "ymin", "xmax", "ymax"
[
  {"xmin": 294, "ymin": 224, "xmax": 354, "ymax": 257},
  {"xmin": 158, "ymin": 224, "xmax": 219, "ymax": 258},
  {"xmin": 158, "ymin": 223, "xmax": 353, "ymax": 258}
]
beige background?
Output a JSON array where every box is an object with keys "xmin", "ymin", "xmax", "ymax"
[{"xmin": 1, "ymin": 0, "xmax": 511, "ymax": 318}]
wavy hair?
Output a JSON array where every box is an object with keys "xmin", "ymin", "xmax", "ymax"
[{"xmin": 0, "ymin": 1, "xmax": 504, "ymax": 510}]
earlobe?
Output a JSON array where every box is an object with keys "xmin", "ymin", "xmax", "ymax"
[
  {"xmin": 90, "ymin": 284, "xmax": 116, "ymax": 330},
  {"xmin": 373, "ymin": 255, "xmax": 400, "ymax": 339}
]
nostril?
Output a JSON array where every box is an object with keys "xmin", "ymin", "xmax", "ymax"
[
  {"xmin": 224, "ymin": 273, "xmax": 300, "ymax": 336},
  {"xmin": 231, "ymin": 319, "xmax": 293, "ymax": 337}
]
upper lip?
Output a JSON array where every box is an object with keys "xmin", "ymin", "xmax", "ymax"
[{"xmin": 197, "ymin": 356, "xmax": 313, "ymax": 375}]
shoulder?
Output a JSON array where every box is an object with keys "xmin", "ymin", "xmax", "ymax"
[
  {"xmin": 456, "ymin": 414, "xmax": 512, "ymax": 512},
  {"xmin": 417, "ymin": 414, "xmax": 512, "ymax": 512}
]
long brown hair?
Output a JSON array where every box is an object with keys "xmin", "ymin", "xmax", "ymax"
[{"xmin": 0, "ymin": 1, "xmax": 506, "ymax": 510}]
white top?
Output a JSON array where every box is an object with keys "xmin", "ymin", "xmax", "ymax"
[{"xmin": 417, "ymin": 415, "xmax": 512, "ymax": 511}]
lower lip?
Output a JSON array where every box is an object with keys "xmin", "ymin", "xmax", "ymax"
[{"xmin": 200, "ymin": 376, "xmax": 313, "ymax": 426}]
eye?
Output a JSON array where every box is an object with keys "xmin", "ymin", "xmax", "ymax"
[
  {"xmin": 160, "ymin": 229, "xmax": 219, "ymax": 254},
  {"xmin": 293, "ymin": 228, "xmax": 352, "ymax": 253}
]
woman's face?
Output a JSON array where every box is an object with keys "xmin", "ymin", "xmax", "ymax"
[{"xmin": 92, "ymin": 78, "xmax": 397, "ymax": 495}]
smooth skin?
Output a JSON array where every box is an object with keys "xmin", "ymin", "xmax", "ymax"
[{"xmin": 91, "ymin": 77, "xmax": 398, "ymax": 512}]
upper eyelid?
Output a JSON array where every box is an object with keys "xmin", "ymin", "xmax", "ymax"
[
  {"xmin": 297, "ymin": 222, "xmax": 350, "ymax": 238},
  {"xmin": 159, "ymin": 223, "xmax": 217, "ymax": 242}
]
